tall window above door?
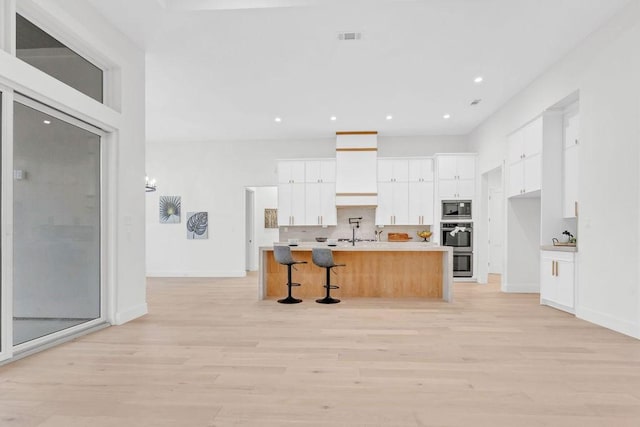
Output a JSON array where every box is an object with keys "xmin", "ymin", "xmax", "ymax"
[{"xmin": 16, "ymin": 14, "xmax": 104, "ymax": 103}]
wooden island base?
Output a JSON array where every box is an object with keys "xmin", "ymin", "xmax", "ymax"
[{"xmin": 262, "ymin": 247, "xmax": 451, "ymax": 300}]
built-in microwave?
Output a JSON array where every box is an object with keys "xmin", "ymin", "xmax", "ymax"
[{"xmin": 442, "ymin": 200, "xmax": 472, "ymax": 220}]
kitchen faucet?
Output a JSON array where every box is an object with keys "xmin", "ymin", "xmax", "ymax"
[{"xmin": 348, "ymin": 217, "xmax": 362, "ymax": 246}]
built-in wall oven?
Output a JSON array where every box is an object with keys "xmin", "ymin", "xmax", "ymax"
[{"xmin": 441, "ymin": 222, "xmax": 473, "ymax": 277}]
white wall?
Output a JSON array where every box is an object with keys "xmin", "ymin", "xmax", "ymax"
[
  {"xmin": 146, "ymin": 135, "xmax": 468, "ymax": 277},
  {"xmin": 468, "ymin": 2, "xmax": 640, "ymax": 338},
  {"xmin": 1, "ymin": 0, "xmax": 147, "ymax": 330}
]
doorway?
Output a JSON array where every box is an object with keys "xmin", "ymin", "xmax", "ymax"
[
  {"xmin": 478, "ymin": 165, "xmax": 504, "ymax": 283},
  {"xmin": 245, "ymin": 186, "xmax": 278, "ymax": 271}
]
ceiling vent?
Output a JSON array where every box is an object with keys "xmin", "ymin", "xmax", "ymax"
[
  {"xmin": 338, "ymin": 32, "xmax": 362, "ymax": 41},
  {"xmin": 470, "ymin": 99, "xmax": 482, "ymax": 106}
]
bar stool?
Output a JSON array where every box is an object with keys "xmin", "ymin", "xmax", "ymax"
[
  {"xmin": 312, "ymin": 248, "xmax": 345, "ymax": 304},
  {"xmin": 273, "ymin": 245, "xmax": 307, "ymax": 304}
]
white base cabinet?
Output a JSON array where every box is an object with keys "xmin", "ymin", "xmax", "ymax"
[{"xmin": 540, "ymin": 250, "xmax": 576, "ymax": 314}]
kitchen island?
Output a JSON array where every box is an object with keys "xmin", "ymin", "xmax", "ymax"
[{"xmin": 259, "ymin": 242, "xmax": 453, "ymax": 302}]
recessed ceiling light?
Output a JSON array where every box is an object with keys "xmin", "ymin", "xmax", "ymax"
[
  {"xmin": 330, "ymin": 116, "xmax": 337, "ymax": 121},
  {"xmin": 386, "ymin": 115, "xmax": 393, "ymax": 120},
  {"xmin": 43, "ymin": 120, "xmax": 51, "ymax": 124},
  {"xmin": 474, "ymin": 76, "xmax": 484, "ymax": 83},
  {"xmin": 274, "ymin": 117, "xmax": 282, "ymax": 123},
  {"xmin": 443, "ymin": 114, "xmax": 451, "ymax": 119}
]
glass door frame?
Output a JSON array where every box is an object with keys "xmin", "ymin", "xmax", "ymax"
[
  {"xmin": 0, "ymin": 84, "xmax": 12, "ymax": 363},
  {"xmin": 10, "ymin": 94, "xmax": 109, "ymax": 355}
]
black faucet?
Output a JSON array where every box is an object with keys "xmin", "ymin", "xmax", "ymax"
[{"xmin": 348, "ymin": 217, "xmax": 363, "ymax": 246}]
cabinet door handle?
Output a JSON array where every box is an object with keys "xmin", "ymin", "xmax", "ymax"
[
  {"xmin": 575, "ymin": 139, "xmax": 579, "ymax": 145},
  {"xmin": 556, "ymin": 261, "xmax": 559, "ymax": 277},
  {"xmin": 551, "ymin": 260, "xmax": 554, "ymax": 276},
  {"xmin": 321, "ymin": 215, "xmax": 323, "ymax": 224},
  {"xmin": 574, "ymin": 201, "xmax": 578, "ymax": 217}
]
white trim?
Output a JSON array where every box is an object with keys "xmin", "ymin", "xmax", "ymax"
[
  {"xmin": 13, "ymin": 317, "xmax": 108, "ymax": 354},
  {"xmin": 576, "ymin": 306, "xmax": 639, "ymax": 340},
  {"xmin": 105, "ymin": 131, "xmax": 118, "ymax": 325},
  {"xmin": 114, "ymin": 303, "xmax": 148, "ymax": 326},
  {"xmin": 14, "ymin": 93, "xmax": 105, "ymax": 134},
  {"xmin": 146, "ymin": 271, "xmax": 248, "ymax": 278},
  {"xmin": 0, "ymin": 86, "xmax": 14, "ymax": 362},
  {"xmin": 1, "ymin": 0, "xmax": 16, "ymax": 55},
  {"xmin": 502, "ymin": 282, "xmax": 539, "ymax": 293},
  {"xmin": 540, "ymin": 299, "xmax": 575, "ymax": 315},
  {"xmin": 4, "ymin": 322, "xmax": 109, "ymax": 365},
  {"xmin": 0, "ymin": 52, "xmax": 120, "ymax": 130}
]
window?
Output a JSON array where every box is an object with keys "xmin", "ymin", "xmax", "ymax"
[{"xmin": 16, "ymin": 14, "xmax": 104, "ymax": 103}]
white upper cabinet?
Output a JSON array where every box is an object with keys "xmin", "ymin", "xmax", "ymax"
[
  {"xmin": 507, "ymin": 117, "xmax": 542, "ymax": 198},
  {"xmin": 436, "ymin": 155, "xmax": 476, "ymax": 199},
  {"xmin": 375, "ymin": 181, "xmax": 409, "ymax": 225},
  {"xmin": 278, "ymin": 160, "xmax": 305, "ymax": 184},
  {"xmin": 378, "ymin": 159, "xmax": 409, "ymax": 182},
  {"xmin": 305, "ymin": 160, "xmax": 336, "ymax": 183},
  {"xmin": 278, "ymin": 182, "xmax": 305, "ymax": 226},
  {"xmin": 278, "ymin": 159, "xmax": 337, "ymax": 226},
  {"xmin": 563, "ymin": 112, "xmax": 580, "ymax": 218},
  {"xmin": 304, "ymin": 182, "xmax": 337, "ymax": 226},
  {"xmin": 376, "ymin": 158, "xmax": 434, "ymax": 225},
  {"xmin": 408, "ymin": 181, "xmax": 434, "ymax": 225},
  {"xmin": 408, "ymin": 158, "xmax": 434, "ymax": 182}
]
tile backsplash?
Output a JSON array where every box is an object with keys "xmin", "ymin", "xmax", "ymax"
[{"xmin": 279, "ymin": 207, "xmax": 431, "ymax": 242}]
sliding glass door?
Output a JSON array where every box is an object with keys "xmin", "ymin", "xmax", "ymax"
[{"xmin": 12, "ymin": 100, "xmax": 102, "ymax": 346}]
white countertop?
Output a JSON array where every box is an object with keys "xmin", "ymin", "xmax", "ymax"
[
  {"xmin": 540, "ymin": 245, "xmax": 578, "ymax": 253},
  {"xmin": 262, "ymin": 242, "xmax": 451, "ymax": 252}
]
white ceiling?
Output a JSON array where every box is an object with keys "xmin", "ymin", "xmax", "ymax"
[{"xmin": 86, "ymin": 0, "xmax": 630, "ymax": 142}]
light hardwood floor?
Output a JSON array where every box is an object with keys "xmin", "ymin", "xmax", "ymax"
[{"xmin": 1, "ymin": 274, "xmax": 640, "ymax": 426}]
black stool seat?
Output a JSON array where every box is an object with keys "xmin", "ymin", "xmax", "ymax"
[
  {"xmin": 274, "ymin": 245, "xmax": 307, "ymax": 304},
  {"xmin": 312, "ymin": 248, "xmax": 345, "ymax": 304}
]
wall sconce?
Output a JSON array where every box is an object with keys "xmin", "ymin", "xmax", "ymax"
[{"xmin": 145, "ymin": 175, "xmax": 157, "ymax": 193}]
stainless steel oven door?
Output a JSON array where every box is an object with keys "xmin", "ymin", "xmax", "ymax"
[
  {"xmin": 453, "ymin": 252, "xmax": 473, "ymax": 277},
  {"xmin": 441, "ymin": 224, "xmax": 473, "ymax": 252}
]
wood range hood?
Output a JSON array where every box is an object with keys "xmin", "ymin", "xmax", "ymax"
[{"xmin": 335, "ymin": 131, "xmax": 378, "ymax": 207}]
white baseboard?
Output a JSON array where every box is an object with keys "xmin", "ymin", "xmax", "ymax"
[
  {"xmin": 146, "ymin": 271, "xmax": 247, "ymax": 278},
  {"xmin": 576, "ymin": 306, "xmax": 639, "ymax": 339},
  {"xmin": 502, "ymin": 282, "xmax": 540, "ymax": 293},
  {"xmin": 114, "ymin": 303, "xmax": 148, "ymax": 325},
  {"xmin": 540, "ymin": 298, "xmax": 575, "ymax": 314}
]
